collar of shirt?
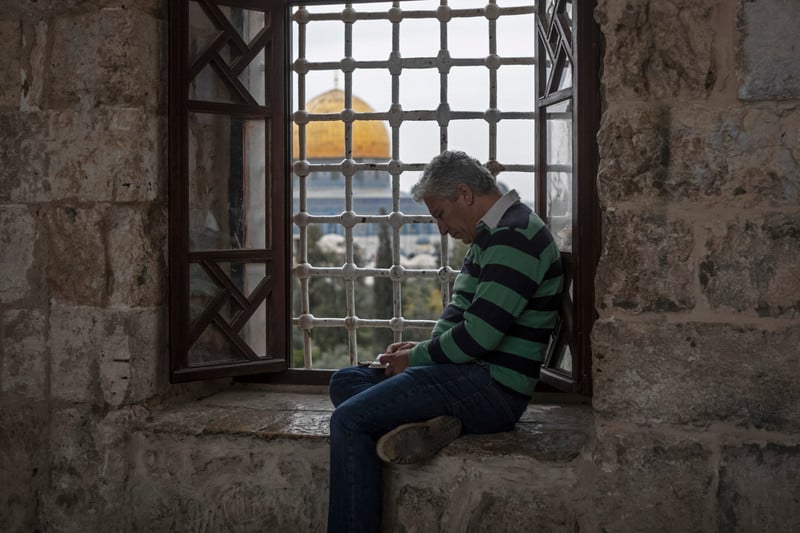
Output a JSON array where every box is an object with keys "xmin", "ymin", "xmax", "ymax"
[{"xmin": 479, "ymin": 189, "xmax": 521, "ymax": 229}]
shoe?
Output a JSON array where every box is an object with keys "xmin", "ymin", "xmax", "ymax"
[{"xmin": 376, "ymin": 416, "xmax": 462, "ymax": 464}]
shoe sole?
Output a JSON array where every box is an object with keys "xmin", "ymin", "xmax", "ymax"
[{"xmin": 376, "ymin": 416, "xmax": 462, "ymax": 464}]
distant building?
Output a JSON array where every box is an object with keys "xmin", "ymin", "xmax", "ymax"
[{"xmin": 292, "ymin": 88, "xmax": 437, "ymax": 261}]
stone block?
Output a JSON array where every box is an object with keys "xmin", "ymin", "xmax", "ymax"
[
  {"xmin": 718, "ymin": 443, "xmax": 800, "ymax": 532},
  {"xmin": 126, "ymin": 431, "xmax": 330, "ymax": 533},
  {"xmin": 107, "ymin": 205, "xmax": 167, "ymax": 308},
  {"xmin": 19, "ymin": 20, "xmax": 48, "ymax": 111},
  {"xmin": 3, "ymin": 108, "xmax": 164, "ymax": 203},
  {"xmin": 39, "ymin": 407, "xmax": 106, "ymax": 532},
  {"xmin": 49, "ymin": 303, "xmax": 162, "ymax": 406},
  {"xmin": 386, "ymin": 455, "xmax": 580, "ymax": 533},
  {"xmin": 1, "ymin": 308, "xmax": 47, "ymax": 399},
  {"xmin": 597, "ymin": 0, "xmax": 719, "ymax": 98},
  {"xmin": 0, "ymin": 205, "xmax": 37, "ymax": 303},
  {"xmin": 597, "ymin": 103, "xmax": 673, "ymax": 199},
  {"xmin": 739, "ymin": 0, "xmax": 800, "ymax": 100},
  {"xmin": 592, "ymin": 319, "xmax": 800, "ymax": 430},
  {"xmin": 0, "ymin": 20, "xmax": 21, "ymax": 108},
  {"xmin": 591, "ymin": 425, "xmax": 715, "ymax": 533},
  {"xmin": 708, "ymin": 104, "xmax": 800, "ymax": 204},
  {"xmin": 40, "ymin": 206, "xmax": 109, "ymax": 307},
  {"xmin": 596, "ymin": 208, "xmax": 695, "ymax": 312},
  {"xmin": 700, "ymin": 213, "xmax": 800, "ymax": 317},
  {"xmin": 44, "ymin": 8, "xmax": 163, "ymax": 110},
  {"xmin": 598, "ymin": 103, "xmax": 799, "ymax": 204},
  {"xmin": 0, "ymin": 400, "xmax": 49, "ymax": 533},
  {"xmin": 1, "ymin": 1, "xmax": 164, "ymax": 19}
]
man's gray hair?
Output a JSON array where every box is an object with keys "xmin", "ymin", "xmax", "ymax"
[{"xmin": 411, "ymin": 150, "xmax": 498, "ymax": 202}]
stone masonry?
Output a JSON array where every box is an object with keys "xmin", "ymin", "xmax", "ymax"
[{"xmin": 1, "ymin": 1, "xmax": 799, "ymax": 532}]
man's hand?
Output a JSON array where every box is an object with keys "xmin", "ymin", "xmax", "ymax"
[
  {"xmin": 377, "ymin": 342, "xmax": 416, "ymax": 376},
  {"xmin": 384, "ymin": 341, "xmax": 417, "ymax": 354}
]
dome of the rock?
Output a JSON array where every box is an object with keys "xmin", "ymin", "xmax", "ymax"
[{"xmin": 293, "ymin": 88, "xmax": 390, "ymax": 160}]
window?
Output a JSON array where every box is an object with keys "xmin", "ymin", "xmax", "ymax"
[{"xmin": 169, "ymin": 0, "xmax": 598, "ymax": 395}]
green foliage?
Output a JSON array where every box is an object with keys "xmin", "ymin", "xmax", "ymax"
[{"xmin": 372, "ymin": 211, "xmax": 394, "ymax": 352}]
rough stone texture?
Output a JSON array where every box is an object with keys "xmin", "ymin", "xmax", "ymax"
[
  {"xmin": 1, "ymin": 307, "xmax": 47, "ymax": 399},
  {"xmin": 49, "ymin": 302, "xmax": 162, "ymax": 406},
  {"xmin": 0, "ymin": 400, "xmax": 49, "ymax": 533},
  {"xmin": 596, "ymin": 0, "xmax": 720, "ymax": 99},
  {"xmin": 592, "ymin": 319, "xmax": 800, "ymax": 430},
  {"xmin": 0, "ymin": 205, "xmax": 36, "ymax": 303},
  {"xmin": 1, "ymin": 109, "xmax": 164, "ymax": 203},
  {"xmin": 40, "ymin": 206, "xmax": 109, "ymax": 307},
  {"xmin": 717, "ymin": 443, "xmax": 800, "ymax": 532},
  {"xmin": 2, "ymin": 0, "xmax": 800, "ymax": 532},
  {"xmin": 591, "ymin": 424, "xmax": 716, "ymax": 533},
  {"xmin": 597, "ymin": 102, "xmax": 800, "ymax": 204},
  {"xmin": 42, "ymin": 8, "xmax": 163, "ymax": 111},
  {"xmin": 107, "ymin": 205, "xmax": 167, "ymax": 308},
  {"xmin": 700, "ymin": 213, "xmax": 800, "ymax": 317},
  {"xmin": 596, "ymin": 208, "xmax": 695, "ymax": 312},
  {"xmin": 0, "ymin": 20, "xmax": 20, "ymax": 108},
  {"xmin": 738, "ymin": 0, "xmax": 800, "ymax": 100}
]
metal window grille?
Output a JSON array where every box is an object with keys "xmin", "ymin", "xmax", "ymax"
[{"xmin": 291, "ymin": 1, "xmax": 538, "ymax": 369}]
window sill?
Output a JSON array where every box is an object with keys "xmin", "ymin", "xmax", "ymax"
[{"xmin": 138, "ymin": 385, "xmax": 593, "ymax": 462}]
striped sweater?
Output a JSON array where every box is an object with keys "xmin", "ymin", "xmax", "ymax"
[{"xmin": 408, "ymin": 198, "xmax": 563, "ymax": 397}]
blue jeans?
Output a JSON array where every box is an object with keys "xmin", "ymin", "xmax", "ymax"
[{"xmin": 326, "ymin": 363, "xmax": 530, "ymax": 533}]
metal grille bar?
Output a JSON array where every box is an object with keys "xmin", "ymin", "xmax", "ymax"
[{"xmin": 292, "ymin": 1, "xmax": 537, "ymax": 368}]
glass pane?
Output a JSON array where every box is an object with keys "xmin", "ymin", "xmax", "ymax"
[
  {"xmin": 545, "ymin": 100, "xmax": 572, "ymax": 251},
  {"xmin": 555, "ymin": 54, "xmax": 572, "ymax": 92},
  {"xmin": 188, "ymin": 113, "xmax": 267, "ymax": 251},
  {"xmin": 556, "ymin": 344, "xmax": 572, "ymax": 372},
  {"xmin": 189, "ymin": 263, "xmax": 221, "ymax": 323},
  {"xmin": 188, "ymin": 1, "xmax": 222, "ymax": 65},
  {"xmin": 188, "ymin": 3, "xmax": 266, "ymax": 105},
  {"xmin": 188, "ymin": 261, "xmax": 270, "ymax": 365},
  {"xmin": 238, "ymin": 47, "xmax": 266, "ymax": 106}
]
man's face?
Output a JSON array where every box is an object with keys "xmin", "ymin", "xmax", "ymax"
[{"xmin": 423, "ymin": 186, "xmax": 477, "ymax": 244}]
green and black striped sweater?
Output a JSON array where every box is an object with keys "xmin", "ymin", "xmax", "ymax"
[{"xmin": 408, "ymin": 198, "xmax": 563, "ymax": 397}]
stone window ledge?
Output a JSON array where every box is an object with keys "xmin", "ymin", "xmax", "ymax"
[{"xmin": 136, "ymin": 385, "xmax": 594, "ymax": 462}]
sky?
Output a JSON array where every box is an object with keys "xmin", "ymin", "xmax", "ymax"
[{"xmin": 291, "ymin": 0, "xmax": 539, "ymax": 202}]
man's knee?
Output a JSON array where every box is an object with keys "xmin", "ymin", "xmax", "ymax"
[{"xmin": 329, "ymin": 367, "xmax": 361, "ymax": 407}]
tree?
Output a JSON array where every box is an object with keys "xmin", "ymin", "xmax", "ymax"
[{"xmin": 372, "ymin": 210, "xmax": 394, "ymax": 352}]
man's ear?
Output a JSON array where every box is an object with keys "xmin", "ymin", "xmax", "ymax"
[{"xmin": 457, "ymin": 184, "xmax": 474, "ymax": 205}]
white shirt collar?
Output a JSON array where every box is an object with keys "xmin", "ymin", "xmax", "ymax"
[{"xmin": 480, "ymin": 189, "xmax": 520, "ymax": 229}]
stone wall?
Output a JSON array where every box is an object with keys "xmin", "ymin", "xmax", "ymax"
[
  {"xmin": 0, "ymin": 1, "xmax": 799, "ymax": 532},
  {"xmin": 591, "ymin": 0, "xmax": 800, "ymax": 530},
  {"xmin": 0, "ymin": 2, "xmax": 173, "ymax": 530}
]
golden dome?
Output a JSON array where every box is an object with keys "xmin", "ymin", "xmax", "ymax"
[{"xmin": 293, "ymin": 89, "xmax": 390, "ymax": 160}]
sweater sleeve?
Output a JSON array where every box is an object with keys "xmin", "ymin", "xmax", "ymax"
[{"xmin": 409, "ymin": 226, "xmax": 544, "ymax": 367}]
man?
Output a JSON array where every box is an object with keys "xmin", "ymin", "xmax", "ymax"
[{"xmin": 326, "ymin": 150, "xmax": 563, "ymax": 533}]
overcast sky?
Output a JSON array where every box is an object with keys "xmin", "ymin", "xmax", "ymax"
[{"xmin": 292, "ymin": 0, "xmax": 538, "ymax": 202}]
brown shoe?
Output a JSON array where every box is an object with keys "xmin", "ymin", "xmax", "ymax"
[{"xmin": 376, "ymin": 416, "xmax": 462, "ymax": 464}]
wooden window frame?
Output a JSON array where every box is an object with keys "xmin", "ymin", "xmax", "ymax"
[{"xmin": 169, "ymin": 0, "xmax": 600, "ymax": 395}]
